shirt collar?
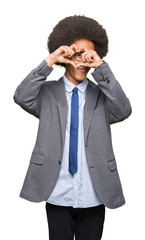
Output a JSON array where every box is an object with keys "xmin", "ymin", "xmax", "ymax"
[{"xmin": 63, "ymin": 74, "xmax": 88, "ymax": 93}]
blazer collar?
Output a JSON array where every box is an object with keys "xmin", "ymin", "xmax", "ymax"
[{"xmin": 63, "ymin": 74, "xmax": 88, "ymax": 94}]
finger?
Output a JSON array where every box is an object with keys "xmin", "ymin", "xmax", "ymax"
[
  {"xmin": 61, "ymin": 50, "xmax": 69, "ymax": 58},
  {"xmin": 63, "ymin": 46, "xmax": 71, "ymax": 56},
  {"xmin": 63, "ymin": 59, "xmax": 75, "ymax": 67},
  {"xmin": 82, "ymin": 50, "xmax": 95, "ymax": 62},
  {"xmin": 86, "ymin": 52, "xmax": 94, "ymax": 63},
  {"xmin": 66, "ymin": 51, "xmax": 73, "ymax": 58},
  {"xmin": 68, "ymin": 49, "xmax": 75, "ymax": 58},
  {"xmin": 70, "ymin": 44, "xmax": 80, "ymax": 52},
  {"xmin": 59, "ymin": 46, "xmax": 69, "ymax": 54},
  {"xmin": 76, "ymin": 62, "xmax": 91, "ymax": 68},
  {"xmin": 64, "ymin": 46, "xmax": 75, "ymax": 58},
  {"xmin": 63, "ymin": 50, "xmax": 72, "ymax": 58},
  {"xmin": 82, "ymin": 52, "xmax": 86, "ymax": 62},
  {"xmin": 84, "ymin": 53, "xmax": 91, "ymax": 63},
  {"xmin": 76, "ymin": 62, "xmax": 94, "ymax": 68},
  {"xmin": 60, "ymin": 46, "xmax": 71, "ymax": 56},
  {"xmin": 82, "ymin": 50, "xmax": 91, "ymax": 62},
  {"xmin": 70, "ymin": 44, "xmax": 77, "ymax": 52}
]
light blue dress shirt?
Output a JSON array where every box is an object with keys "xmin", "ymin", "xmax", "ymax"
[{"xmin": 46, "ymin": 75, "xmax": 102, "ymax": 208}]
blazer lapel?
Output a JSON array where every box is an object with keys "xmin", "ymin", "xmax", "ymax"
[
  {"xmin": 84, "ymin": 79, "xmax": 100, "ymax": 145},
  {"xmin": 51, "ymin": 77, "xmax": 68, "ymax": 148}
]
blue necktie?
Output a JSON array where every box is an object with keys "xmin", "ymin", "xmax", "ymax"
[{"xmin": 69, "ymin": 87, "xmax": 79, "ymax": 174}]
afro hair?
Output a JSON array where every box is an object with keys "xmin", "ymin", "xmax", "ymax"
[{"xmin": 47, "ymin": 15, "xmax": 108, "ymax": 67}]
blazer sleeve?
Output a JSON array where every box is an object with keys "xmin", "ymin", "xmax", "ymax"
[
  {"xmin": 91, "ymin": 61, "xmax": 132, "ymax": 124},
  {"xmin": 13, "ymin": 60, "xmax": 53, "ymax": 118}
]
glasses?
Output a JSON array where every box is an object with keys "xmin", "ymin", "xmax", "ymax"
[{"xmin": 74, "ymin": 51, "xmax": 84, "ymax": 61}]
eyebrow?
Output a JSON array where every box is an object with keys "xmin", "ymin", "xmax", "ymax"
[{"xmin": 75, "ymin": 50, "xmax": 84, "ymax": 54}]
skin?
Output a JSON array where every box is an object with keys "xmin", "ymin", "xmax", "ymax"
[{"xmin": 45, "ymin": 39, "xmax": 103, "ymax": 86}]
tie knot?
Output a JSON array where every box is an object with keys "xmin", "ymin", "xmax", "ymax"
[{"xmin": 73, "ymin": 87, "xmax": 78, "ymax": 93}]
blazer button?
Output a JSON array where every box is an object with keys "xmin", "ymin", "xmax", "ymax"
[
  {"xmin": 58, "ymin": 160, "xmax": 61, "ymax": 165},
  {"xmin": 106, "ymin": 78, "xmax": 110, "ymax": 83}
]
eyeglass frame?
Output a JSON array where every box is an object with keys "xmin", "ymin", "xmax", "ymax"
[{"xmin": 74, "ymin": 51, "xmax": 84, "ymax": 61}]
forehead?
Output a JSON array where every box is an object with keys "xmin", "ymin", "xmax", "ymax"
[{"xmin": 74, "ymin": 39, "xmax": 95, "ymax": 50}]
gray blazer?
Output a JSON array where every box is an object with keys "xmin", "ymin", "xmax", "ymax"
[{"xmin": 13, "ymin": 60, "xmax": 132, "ymax": 209}]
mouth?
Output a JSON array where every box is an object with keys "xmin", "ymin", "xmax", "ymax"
[{"xmin": 77, "ymin": 67, "xmax": 88, "ymax": 74}]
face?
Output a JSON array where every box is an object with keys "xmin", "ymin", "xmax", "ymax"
[{"xmin": 65, "ymin": 39, "xmax": 95, "ymax": 86}]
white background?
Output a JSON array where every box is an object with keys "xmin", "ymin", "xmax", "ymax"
[{"xmin": 0, "ymin": 0, "xmax": 145, "ymax": 239}]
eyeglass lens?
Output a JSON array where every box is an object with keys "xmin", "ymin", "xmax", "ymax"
[{"xmin": 75, "ymin": 51, "xmax": 84, "ymax": 61}]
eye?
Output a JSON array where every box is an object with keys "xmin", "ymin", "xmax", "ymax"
[
  {"xmin": 75, "ymin": 51, "xmax": 84, "ymax": 61},
  {"xmin": 76, "ymin": 51, "xmax": 84, "ymax": 56}
]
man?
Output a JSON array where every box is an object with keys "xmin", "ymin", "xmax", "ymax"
[{"xmin": 13, "ymin": 15, "xmax": 132, "ymax": 240}]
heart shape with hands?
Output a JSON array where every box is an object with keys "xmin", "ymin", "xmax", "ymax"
[
  {"xmin": 62, "ymin": 44, "xmax": 103, "ymax": 69},
  {"xmin": 46, "ymin": 42, "xmax": 103, "ymax": 69}
]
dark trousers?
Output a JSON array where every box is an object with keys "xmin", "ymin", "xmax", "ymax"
[{"xmin": 45, "ymin": 202, "xmax": 105, "ymax": 240}]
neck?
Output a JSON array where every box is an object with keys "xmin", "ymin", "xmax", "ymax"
[{"xmin": 65, "ymin": 72, "xmax": 85, "ymax": 86}]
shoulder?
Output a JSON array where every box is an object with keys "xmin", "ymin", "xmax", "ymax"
[
  {"xmin": 87, "ymin": 78, "xmax": 100, "ymax": 91},
  {"xmin": 39, "ymin": 79, "xmax": 60, "ymax": 92},
  {"xmin": 38, "ymin": 78, "xmax": 64, "ymax": 99},
  {"xmin": 87, "ymin": 78, "xmax": 105, "ymax": 101}
]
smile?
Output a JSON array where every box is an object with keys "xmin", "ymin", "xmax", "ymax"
[{"xmin": 77, "ymin": 68, "xmax": 87, "ymax": 73}]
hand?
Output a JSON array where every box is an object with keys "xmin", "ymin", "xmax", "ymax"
[
  {"xmin": 45, "ymin": 44, "xmax": 80, "ymax": 67},
  {"xmin": 76, "ymin": 48, "xmax": 103, "ymax": 69}
]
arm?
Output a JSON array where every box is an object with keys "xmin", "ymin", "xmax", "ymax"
[
  {"xmin": 76, "ymin": 50, "xmax": 132, "ymax": 124},
  {"xmin": 13, "ymin": 44, "xmax": 77, "ymax": 118},
  {"xmin": 91, "ymin": 61, "xmax": 132, "ymax": 124},
  {"xmin": 13, "ymin": 60, "xmax": 53, "ymax": 118}
]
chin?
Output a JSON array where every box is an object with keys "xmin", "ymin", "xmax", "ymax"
[
  {"xmin": 77, "ymin": 77, "xmax": 87, "ymax": 81},
  {"xmin": 75, "ymin": 74, "xmax": 87, "ymax": 81},
  {"xmin": 79, "ymin": 78, "xmax": 86, "ymax": 81}
]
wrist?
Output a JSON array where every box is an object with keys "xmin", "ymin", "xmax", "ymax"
[
  {"xmin": 45, "ymin": 54, "xmax": 56, "ymax": 67},
  {"xmin": 94, "ymin": 60, "xmax": 103, "ymax": 68}
]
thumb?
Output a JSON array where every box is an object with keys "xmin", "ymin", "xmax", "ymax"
[
  {"xmin": 63, "ymin": 59, "xmax": 75, "ymax": 67},
  {"xmin": 75, "ymin": 62, "xmax": 90, "ymax": 68}
]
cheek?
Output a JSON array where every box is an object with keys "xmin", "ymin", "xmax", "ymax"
[
  {"xmin": 70, "ymin": 57, "xmax": 77, "ymax": 67},
  {"xmin": 68, "ymin": 64, "xmax": 76, "ymax": 74}
]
